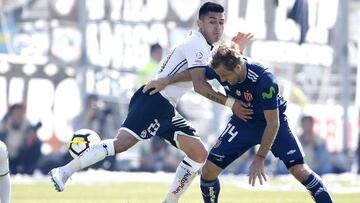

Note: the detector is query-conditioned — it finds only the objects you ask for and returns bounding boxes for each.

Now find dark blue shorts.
[121,86,199,148]
[208,117,304,169]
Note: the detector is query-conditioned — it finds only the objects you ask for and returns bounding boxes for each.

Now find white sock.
[0,173,11,203]
[61,139,115,176]
[164,156,204,203]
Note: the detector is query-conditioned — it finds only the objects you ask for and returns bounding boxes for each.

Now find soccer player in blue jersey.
[199,42,333,203]
[49,2,252,203]
[145,41,334,203]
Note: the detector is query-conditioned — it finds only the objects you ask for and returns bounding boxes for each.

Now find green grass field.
[12,180,360,203]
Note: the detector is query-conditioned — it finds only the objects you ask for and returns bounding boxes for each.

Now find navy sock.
[302,173,333,203]
[200,177,220,203]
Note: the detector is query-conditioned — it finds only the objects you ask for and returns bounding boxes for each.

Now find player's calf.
[200,161,223,203]
[289,164,333,203]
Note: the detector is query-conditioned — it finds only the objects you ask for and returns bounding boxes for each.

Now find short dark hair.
[198,2,224,19]
[210,42,242,71]
[301,115,314,124]
[150,43,162,53]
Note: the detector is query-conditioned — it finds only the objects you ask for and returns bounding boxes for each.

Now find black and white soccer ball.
[68,129,101,158]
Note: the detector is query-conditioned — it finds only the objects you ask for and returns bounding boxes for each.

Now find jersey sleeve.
[258,72,279,110]
[182,41,209,69]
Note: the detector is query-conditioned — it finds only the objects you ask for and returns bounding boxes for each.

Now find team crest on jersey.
[236,90,241,96]
[140,130,147,138]
[195,52,203,59]
[244,91,253,102]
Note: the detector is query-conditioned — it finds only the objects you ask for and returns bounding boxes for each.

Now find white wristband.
[225,97,235,108]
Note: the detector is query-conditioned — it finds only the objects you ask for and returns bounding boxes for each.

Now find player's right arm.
[143,70,191,95]
[189,67,252,121]
[144,67,252,121]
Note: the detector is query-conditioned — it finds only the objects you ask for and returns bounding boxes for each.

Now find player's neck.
[238,61,247,83]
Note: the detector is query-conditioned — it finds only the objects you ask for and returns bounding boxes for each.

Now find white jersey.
[157,31,213,105]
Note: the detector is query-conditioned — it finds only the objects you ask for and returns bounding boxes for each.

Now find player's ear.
[197,19,203,28]
[235,64,242,72]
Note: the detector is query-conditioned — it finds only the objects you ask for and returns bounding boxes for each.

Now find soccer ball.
[68,129,101,158]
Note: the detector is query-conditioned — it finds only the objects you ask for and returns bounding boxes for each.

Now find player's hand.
[232,32,254,53]
[248,155,267,187]
[142,78,169,95]
[232,101,253,122]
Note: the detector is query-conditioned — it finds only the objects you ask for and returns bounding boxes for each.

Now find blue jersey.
[206,57,287,128]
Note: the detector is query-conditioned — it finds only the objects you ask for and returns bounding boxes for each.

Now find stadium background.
[0,0,359,176]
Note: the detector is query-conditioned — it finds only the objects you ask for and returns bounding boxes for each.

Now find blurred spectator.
[357,134,360,174]
[138,43,163,86]
[0,103,42,175]
[299,115,333,175]
[72,94,117,170]
[139,136,180,172]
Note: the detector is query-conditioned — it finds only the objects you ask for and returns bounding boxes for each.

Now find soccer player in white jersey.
[0,141,11,203]
[49,2,252,202]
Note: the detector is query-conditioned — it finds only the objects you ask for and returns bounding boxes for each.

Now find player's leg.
[201,118,256,203]
[162,133,208,203]
[49,86,153,192]
[49,130,138,191]
[288,164,333,203]
[271,121,333,203]
[200,160,223,203]
[0,141,11,203]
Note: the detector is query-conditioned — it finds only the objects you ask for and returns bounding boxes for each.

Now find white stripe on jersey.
[172,116,189,128]
[247,69,258,82]
[168,59,187,76]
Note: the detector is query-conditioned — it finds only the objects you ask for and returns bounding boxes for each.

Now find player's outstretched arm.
[189,67,252,121]
[232,32,253,54]
[248,108,279,186]
[143,70,192,95]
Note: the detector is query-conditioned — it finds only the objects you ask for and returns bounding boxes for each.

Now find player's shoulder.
[244,57,273,81]
[181,31,208,50]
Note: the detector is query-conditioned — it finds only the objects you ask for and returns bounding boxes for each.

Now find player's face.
[198,12,225,44]
[215,64,242,85]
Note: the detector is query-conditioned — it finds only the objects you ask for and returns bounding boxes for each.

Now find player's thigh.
[121,86,174,141]
[201,160,224,180]
[208,119,258,170]
[113,129,139,153]
[271,121,305,169]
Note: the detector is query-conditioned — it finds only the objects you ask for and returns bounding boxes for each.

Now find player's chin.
[211,35,221,43]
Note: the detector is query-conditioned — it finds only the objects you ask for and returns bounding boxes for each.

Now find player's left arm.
[257,73,280,157]
[248,72,280,186]
[257,108,280,158]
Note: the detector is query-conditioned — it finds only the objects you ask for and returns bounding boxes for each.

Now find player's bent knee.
[288,164,311,182]
[190,143,208,163]
[201,161,221,180]
[178,136,208,163]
